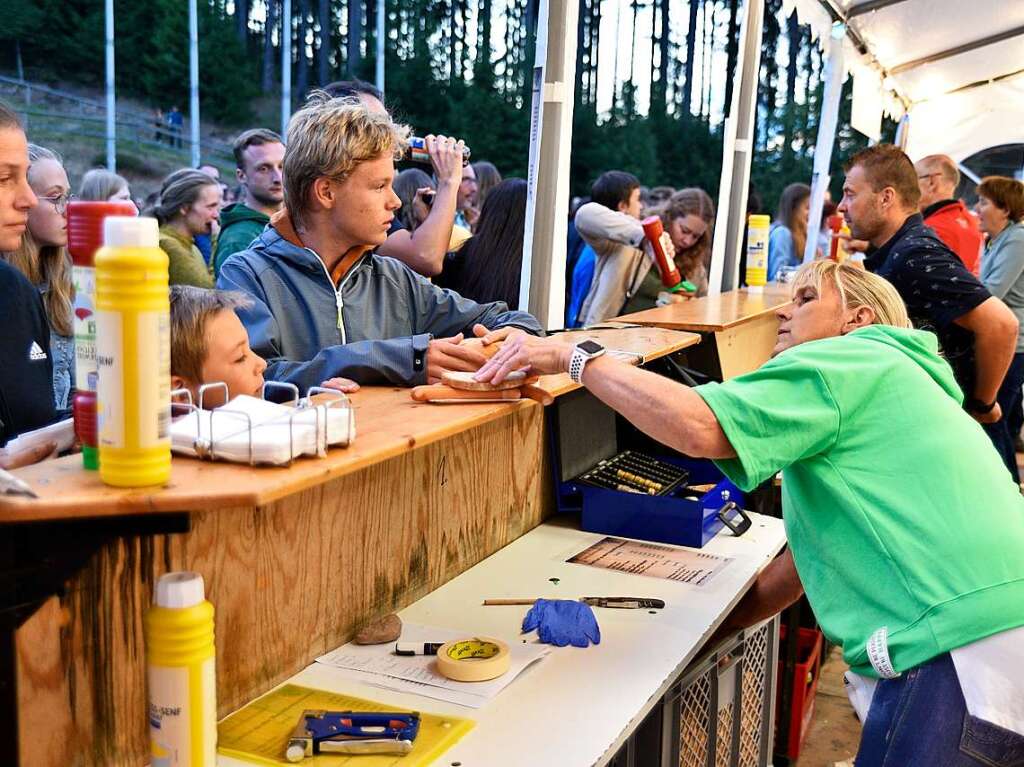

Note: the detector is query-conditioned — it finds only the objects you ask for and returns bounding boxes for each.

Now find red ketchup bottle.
[642,215,693,292]
[73,387,99,470]
[642,215,681,287]
[827,213,844,262]
[67,200,137,470]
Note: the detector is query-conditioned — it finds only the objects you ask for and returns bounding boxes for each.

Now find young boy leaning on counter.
[475,260,1024,766]
[168,285,359,409]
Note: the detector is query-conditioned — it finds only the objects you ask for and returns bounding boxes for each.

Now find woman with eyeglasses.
[1,143,75,412]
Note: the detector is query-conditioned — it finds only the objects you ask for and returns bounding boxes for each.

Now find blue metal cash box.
[549,388,750,548]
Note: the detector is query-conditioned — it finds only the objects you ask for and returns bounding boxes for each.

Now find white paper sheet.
[0,417,75,458]
[567,536,734,587]
[315,623,550,709]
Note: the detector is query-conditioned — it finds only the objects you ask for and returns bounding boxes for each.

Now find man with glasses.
[916,154,983,275]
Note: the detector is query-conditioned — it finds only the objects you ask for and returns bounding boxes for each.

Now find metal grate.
[739,622,771,766]
[716,704,735,767]
[678,668,713,767]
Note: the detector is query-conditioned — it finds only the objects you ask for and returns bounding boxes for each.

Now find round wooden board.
[442,370,526,391]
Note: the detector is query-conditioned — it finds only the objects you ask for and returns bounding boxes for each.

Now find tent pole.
[105,0,116,172]
[519,0,579,328]
[803,23,846,264]
[189,0,200,168]
[375,0,385,93]
[707,0,764,294]
[281,0,292,136]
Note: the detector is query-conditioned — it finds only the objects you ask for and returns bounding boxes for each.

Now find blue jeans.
[856,652,1024,766]
[981,351,1024,483]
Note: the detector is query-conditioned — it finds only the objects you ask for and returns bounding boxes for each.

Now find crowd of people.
[2,82,1023,476]
[3,70,1024,765]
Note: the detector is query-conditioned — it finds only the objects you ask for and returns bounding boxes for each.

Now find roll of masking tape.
[435,637,511,682]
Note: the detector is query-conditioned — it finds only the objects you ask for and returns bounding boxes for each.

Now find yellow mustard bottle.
[145,572,218,767]
[745,214,771,291]
[95,217,171,487]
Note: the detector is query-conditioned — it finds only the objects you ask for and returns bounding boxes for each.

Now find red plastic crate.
[775,626,823,761]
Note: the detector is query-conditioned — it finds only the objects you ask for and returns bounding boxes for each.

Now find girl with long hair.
[621,187,715,313]
[768,183,812,281]
[1,144,75,410]
[450,178,527,308]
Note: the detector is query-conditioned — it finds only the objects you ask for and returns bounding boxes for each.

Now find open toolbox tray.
[549,388,751,548]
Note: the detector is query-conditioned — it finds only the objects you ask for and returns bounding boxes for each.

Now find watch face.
[578,340,604,354]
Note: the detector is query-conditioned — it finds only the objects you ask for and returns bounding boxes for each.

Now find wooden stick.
[482,599,539,606]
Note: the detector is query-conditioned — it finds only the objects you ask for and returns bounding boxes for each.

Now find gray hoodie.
[217,219,543,390]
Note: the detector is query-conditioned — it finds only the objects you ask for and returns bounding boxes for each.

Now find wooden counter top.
[0,326,698,523]
[614,285,793,332]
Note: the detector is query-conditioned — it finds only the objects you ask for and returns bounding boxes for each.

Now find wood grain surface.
[0,327,697,523]
[613,286,792,332]
[18,405,549,767]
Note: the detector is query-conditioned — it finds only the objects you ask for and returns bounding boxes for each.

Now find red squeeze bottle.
[73,389,99,470]
[642,215,682,288]
[67,200,137,470]
[828,213,844,262]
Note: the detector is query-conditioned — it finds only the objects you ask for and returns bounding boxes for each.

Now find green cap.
[82,445,99,471]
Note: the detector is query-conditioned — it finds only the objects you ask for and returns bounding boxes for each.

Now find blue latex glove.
[521,598,601,647]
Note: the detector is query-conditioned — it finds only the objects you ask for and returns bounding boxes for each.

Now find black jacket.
[0,261,57,446]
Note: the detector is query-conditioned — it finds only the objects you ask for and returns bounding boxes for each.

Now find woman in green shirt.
[151,168,220,287]
[477,260,1024,765]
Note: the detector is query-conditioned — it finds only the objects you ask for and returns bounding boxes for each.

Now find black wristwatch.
[965,397,997,415]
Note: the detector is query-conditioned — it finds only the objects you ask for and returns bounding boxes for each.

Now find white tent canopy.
[786,0,1024,162]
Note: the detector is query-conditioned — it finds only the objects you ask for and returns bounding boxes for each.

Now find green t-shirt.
[696,324,1024,677]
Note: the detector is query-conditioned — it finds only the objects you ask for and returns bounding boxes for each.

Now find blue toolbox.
[549,388,750,548]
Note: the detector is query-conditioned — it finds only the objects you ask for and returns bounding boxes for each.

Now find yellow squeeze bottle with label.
[745,214,771,291]
[145,572,218,767]
[95,217,171,487]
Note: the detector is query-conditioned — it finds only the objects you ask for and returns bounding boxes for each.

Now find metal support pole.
[519,0,579,328]
[281,0,292,136]
[894,113,910,151]
[376,0,385,93]
[104,0,116,171]
[189,0,201,168]
[707,0,765,294]
[803,23,846,264]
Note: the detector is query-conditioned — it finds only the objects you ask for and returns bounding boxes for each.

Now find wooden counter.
[3,326,698,767]
[615,286,793,379]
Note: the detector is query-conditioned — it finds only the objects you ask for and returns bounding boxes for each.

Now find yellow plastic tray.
[218,684,474,766]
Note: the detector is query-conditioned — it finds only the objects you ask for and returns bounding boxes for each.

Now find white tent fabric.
[787,0,1024,161]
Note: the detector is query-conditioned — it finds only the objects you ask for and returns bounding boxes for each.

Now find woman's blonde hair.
[792,260,911,329]
[80,168,130,202]
[1,144,74,336]
[284,92,410,228]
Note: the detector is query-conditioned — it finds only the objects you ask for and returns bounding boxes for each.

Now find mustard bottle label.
[96,310,171,449]
[746,233,768,286]
[97,310,124,448]
[148,658,217,767]
[147,311,171,446]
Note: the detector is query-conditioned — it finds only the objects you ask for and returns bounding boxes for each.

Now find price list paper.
[567,536,733,587]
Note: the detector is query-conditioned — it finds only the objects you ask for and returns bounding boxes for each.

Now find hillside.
[0,73,281,202]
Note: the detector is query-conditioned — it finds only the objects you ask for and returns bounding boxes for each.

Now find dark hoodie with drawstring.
[213,202,271,277]
[217,209,543,391]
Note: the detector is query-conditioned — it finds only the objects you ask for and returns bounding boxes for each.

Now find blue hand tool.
[285,710,421,761]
